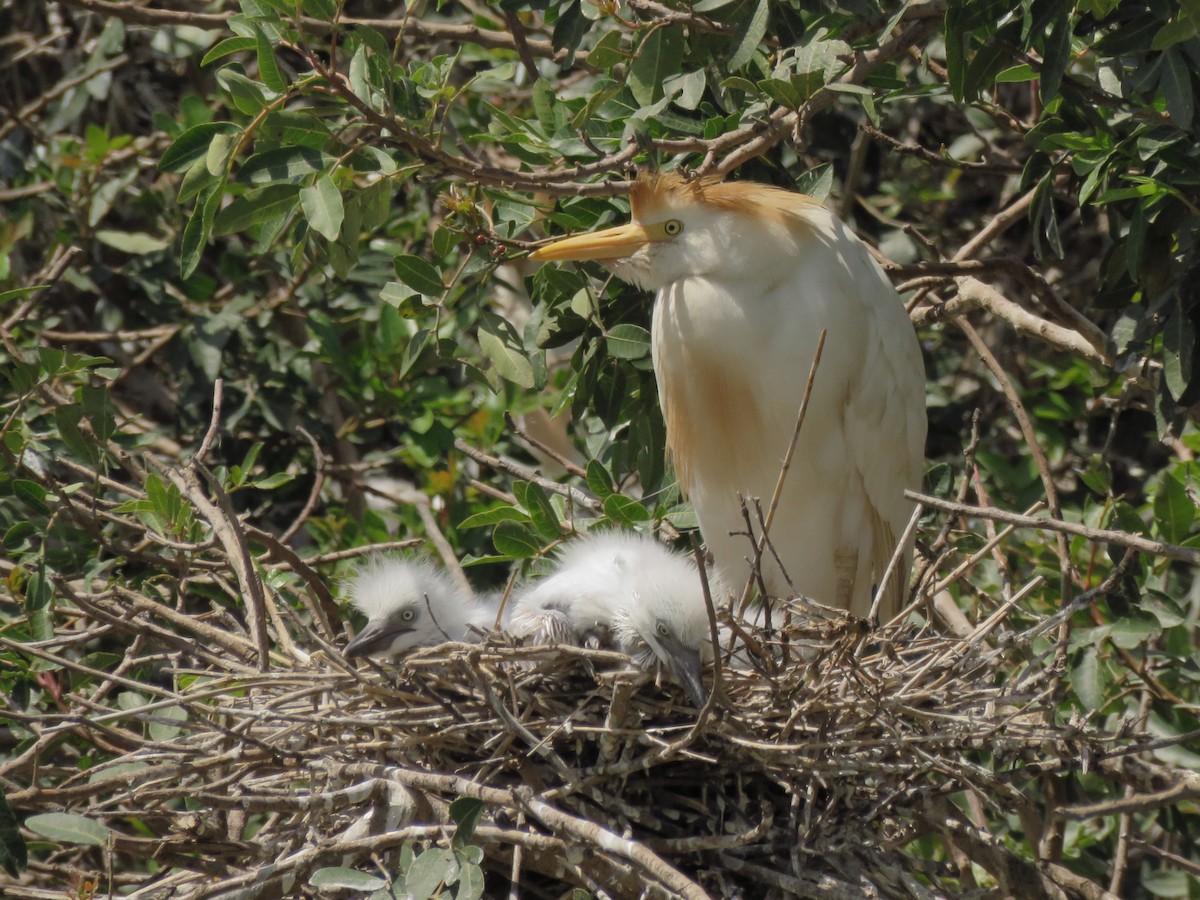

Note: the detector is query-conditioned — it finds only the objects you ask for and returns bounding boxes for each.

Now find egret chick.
[531,172,927,619]
[510,531,723,705]
[343,557,496,659]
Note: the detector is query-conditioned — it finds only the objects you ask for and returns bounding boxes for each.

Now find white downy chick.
[343,557,497,659]
[510,531,725,705]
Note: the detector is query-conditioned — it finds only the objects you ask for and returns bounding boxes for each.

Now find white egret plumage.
[343,557,497,659]
[509,531,724,705]
[531,172,927,619]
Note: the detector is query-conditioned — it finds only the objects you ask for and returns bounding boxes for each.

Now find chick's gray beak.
[344,619,408,659]
[659,639,707,707]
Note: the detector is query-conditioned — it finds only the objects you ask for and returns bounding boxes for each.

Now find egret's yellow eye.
[663,219,683,236]
[401,608,416,621]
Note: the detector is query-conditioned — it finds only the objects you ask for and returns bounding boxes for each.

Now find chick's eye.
[656,622,670,638]
[663,219,682,236]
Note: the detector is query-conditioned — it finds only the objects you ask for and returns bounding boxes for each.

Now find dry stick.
[932,501,1045,594]
[337,763,710,899]
[147,457,272,672]
[454,437,602,513]
[912,276,1109,365]
[866,502,923,624]
[1129,839,1200,879]
[951,185,1038,263]
[959,319,1075,597]
[504,411,587,478]
[662,538,724,748]
[195,378,223,465]
[906,490,1200,566]
[738,329,827,611]
[245,524,338,641]
[278,425,325,545]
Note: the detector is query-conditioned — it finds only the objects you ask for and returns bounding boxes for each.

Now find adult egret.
[509,530,724,705]
[530,172,926,619]
[343,557,497,658]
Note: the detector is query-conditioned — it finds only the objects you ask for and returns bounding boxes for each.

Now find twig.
[195,378,223,466]
[454,437,602,513]
[906,490,1200,566]
[959,318,1075,597]
[504,412,587,479]
[278,426,325,545]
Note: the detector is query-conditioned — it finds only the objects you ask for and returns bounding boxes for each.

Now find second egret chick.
[510,531,724,705]
[344,557,497,659]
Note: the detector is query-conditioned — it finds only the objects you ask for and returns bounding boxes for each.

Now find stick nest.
[5,576,1163,900]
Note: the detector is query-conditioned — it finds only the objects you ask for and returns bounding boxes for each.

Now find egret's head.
[613,575,714,707]
[530,171,823,291]
[344,557,477,659]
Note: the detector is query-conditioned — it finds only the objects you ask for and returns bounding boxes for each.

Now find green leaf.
[217,68,272,114]
[514,481,562,540]
[995,63,1036,83]
[532,78,556,134]
[1038,12,1071,101]
[478,310,534,389]
[54,405,99,466]
[180,183,224,279]
[94,230,170,254]
[159,122,238,173]
[214,184,300,235]
[25,813,113,847]
[492,521,542,558]
[1161,48,1195,129]
[239,146,334,185]
[605,323,650,360]
[551,0,590,60]
[1154,471,1194,543]
[629,26,685,106]
[727,0,768,72]
[587,31,626,69]
[309,867,388,889]
[148,704,188,742]
[393,254,446,296]
[1163,298,1195,402]
[300,173,344,241]
[3,522,37,552]
[0,792,27,877]
[603,494,651,526]
[13,479,49,514]
[1109,614,1160,650]
[455,863,485,900]
[254,25,286,93]
[585,459,615,499]
[201,35,257,66]
[1071,647,1106,711]
[1029,173,1062,260]
[406,848,453,900]
[458,506,531,529]
[450,797,484,847]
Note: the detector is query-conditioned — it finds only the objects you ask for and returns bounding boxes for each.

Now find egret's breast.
[652,279,773,497]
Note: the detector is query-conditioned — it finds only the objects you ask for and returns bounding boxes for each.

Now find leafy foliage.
[1,0,1199,896]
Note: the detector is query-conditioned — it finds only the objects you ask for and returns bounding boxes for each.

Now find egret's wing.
[841,251,927,619]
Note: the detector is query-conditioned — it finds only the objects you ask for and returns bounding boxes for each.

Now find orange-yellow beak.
[529,223,652,262]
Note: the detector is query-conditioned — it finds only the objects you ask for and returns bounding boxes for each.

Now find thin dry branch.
[907,490,1200,566]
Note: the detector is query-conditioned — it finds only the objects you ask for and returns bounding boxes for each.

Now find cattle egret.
[343,557,497,658]
[530,172,926,618]
[510,531,723,705]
